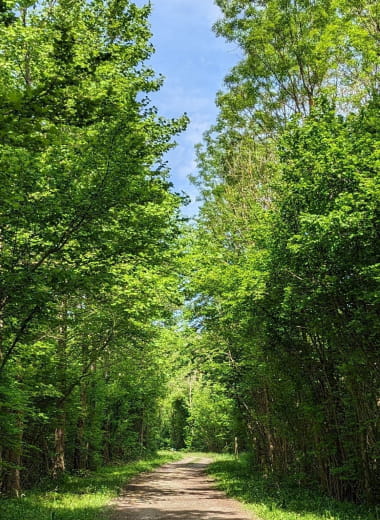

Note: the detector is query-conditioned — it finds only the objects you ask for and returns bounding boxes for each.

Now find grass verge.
[0,450,183,520]
[208,454,378,520]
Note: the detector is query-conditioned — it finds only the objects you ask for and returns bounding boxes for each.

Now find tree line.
[181,0,379,505]
[0,0,378,508]
[0,0,186,497]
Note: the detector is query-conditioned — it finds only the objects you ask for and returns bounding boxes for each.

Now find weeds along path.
[109,456,258,520]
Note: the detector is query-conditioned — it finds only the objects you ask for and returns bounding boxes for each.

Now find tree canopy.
[0,0,378,508]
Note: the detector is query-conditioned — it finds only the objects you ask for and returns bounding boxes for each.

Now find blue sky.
[134,0,239,216]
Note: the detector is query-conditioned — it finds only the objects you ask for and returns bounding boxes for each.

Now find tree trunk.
[3,450,21,497]
[52,411,66,478]
[2,414,23,497]
[74,382,88,470]
[139,412,145,455]
[52,298,68,478]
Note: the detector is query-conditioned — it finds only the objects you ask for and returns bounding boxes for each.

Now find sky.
[134,0,239,217]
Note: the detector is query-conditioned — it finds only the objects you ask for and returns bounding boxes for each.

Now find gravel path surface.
[109,456,257,520]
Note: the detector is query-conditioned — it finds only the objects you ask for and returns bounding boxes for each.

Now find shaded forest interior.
[0,0,379,510]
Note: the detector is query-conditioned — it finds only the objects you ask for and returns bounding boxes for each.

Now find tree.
[0,0,186,495]
[187,0,379,505]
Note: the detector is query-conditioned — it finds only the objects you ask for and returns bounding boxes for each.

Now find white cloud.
[132,0,235,216]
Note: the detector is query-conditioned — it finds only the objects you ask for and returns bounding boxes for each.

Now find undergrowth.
[208,454,379,520]
[0,450,182,520]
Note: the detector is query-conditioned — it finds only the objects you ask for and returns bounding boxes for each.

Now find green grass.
[208,454,379,520]
[3,451,377,520]
[0,450,183,520]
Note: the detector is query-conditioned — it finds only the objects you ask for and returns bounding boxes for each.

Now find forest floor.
[109,455,256,520]
[208,455,378,520]
[1,453,377,520]
[0,452,183,520]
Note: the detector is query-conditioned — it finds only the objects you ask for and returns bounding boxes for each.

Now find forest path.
[109,456,258,520]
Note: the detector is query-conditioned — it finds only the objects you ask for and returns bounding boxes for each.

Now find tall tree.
[187,0,380,505]
[0,0,186,495]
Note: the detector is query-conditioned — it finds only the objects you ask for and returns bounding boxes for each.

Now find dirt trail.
[109,456,257,520]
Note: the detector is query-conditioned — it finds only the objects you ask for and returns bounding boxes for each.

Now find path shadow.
[110,506,247,520]
[121,483,223,501]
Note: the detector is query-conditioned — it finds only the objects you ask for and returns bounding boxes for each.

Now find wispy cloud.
[134,0,237,216]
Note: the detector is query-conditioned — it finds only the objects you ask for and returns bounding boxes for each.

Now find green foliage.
[0,0,186,496]
[0,451,182,520]
[170,397,189,450]
[187,0,380,506]
[0,0,378,509]
[185,381,236,452]
[189,99,380,502]
[212,0,379,134]
[209,454,379,520]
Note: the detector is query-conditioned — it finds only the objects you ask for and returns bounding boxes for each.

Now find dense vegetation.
[209,455,378,520]
[0,451,182,520]
[0,0,186,498]
[174,0,380,506]
[0,0,379,514]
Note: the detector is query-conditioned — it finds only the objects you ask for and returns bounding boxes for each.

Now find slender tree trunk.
[52,410,66,478]
[139,411,145,455]
[3,450,21,497]
[3,414,23,497]
[74,344,88,471]
[103,419,111,464]
[52,298,68,478]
